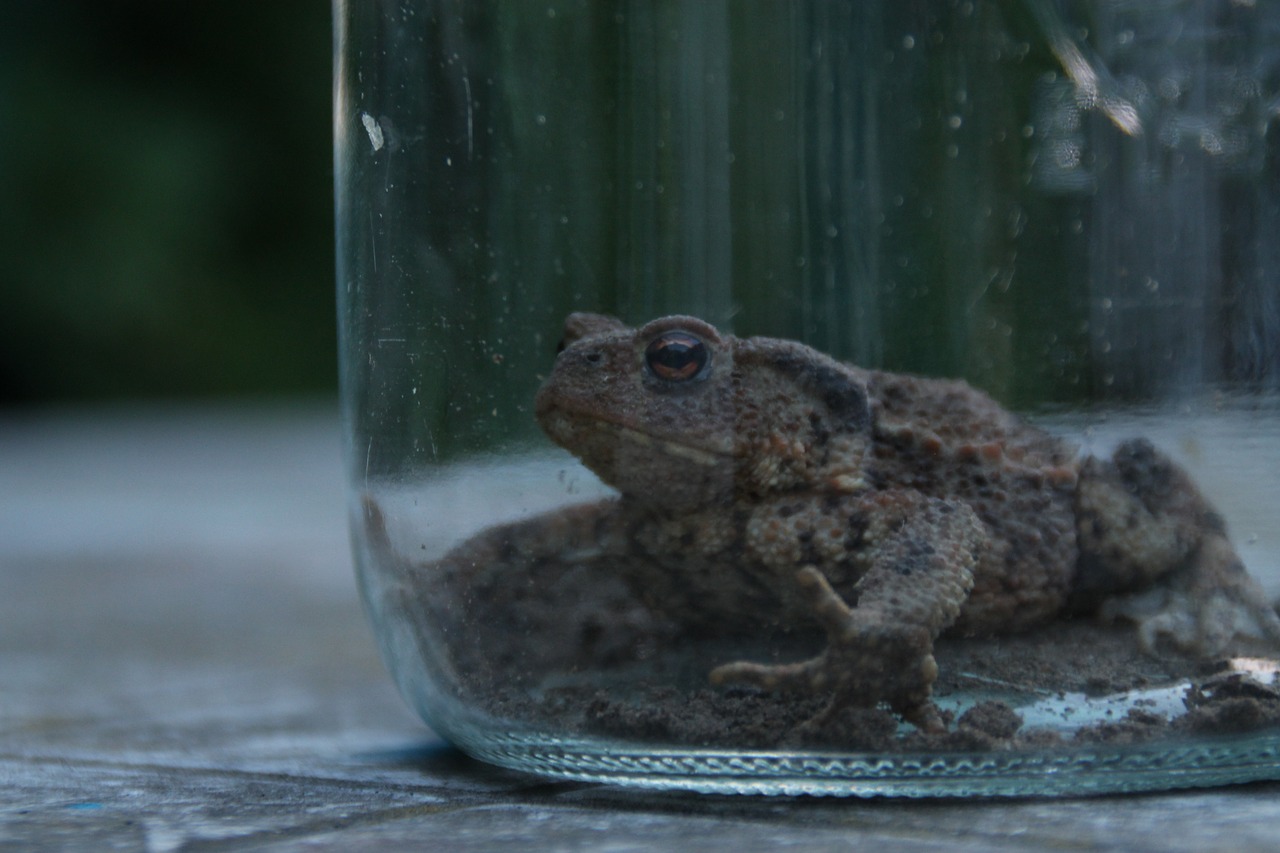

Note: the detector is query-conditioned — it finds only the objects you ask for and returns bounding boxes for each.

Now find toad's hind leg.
[1075,438,1280,656]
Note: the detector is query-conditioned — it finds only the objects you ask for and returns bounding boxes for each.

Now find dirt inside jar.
[369,496,1280,754]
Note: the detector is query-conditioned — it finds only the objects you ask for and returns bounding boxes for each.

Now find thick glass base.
[454,730,1280,798]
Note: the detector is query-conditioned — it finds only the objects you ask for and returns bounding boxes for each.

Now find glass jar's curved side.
[334,0,480,743]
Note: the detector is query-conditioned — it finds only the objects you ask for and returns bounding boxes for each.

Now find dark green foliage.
[0,2,335,401]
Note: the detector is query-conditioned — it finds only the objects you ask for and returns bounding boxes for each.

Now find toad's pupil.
[646,333,708,381]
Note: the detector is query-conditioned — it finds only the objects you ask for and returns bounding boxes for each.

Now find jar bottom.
[448,727,1280,797]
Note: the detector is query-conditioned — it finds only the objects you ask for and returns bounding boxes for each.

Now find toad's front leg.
[711,491,984,731]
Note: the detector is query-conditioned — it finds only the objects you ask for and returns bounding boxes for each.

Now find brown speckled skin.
[480,314,1280,728]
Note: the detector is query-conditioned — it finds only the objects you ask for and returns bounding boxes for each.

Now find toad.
[446,313,1280,731]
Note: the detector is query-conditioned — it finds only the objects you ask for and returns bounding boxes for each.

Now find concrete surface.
[4,402,1280,851]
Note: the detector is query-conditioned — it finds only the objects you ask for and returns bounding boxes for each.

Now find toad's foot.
[1100,535,1280,657]
[710,566,946,732]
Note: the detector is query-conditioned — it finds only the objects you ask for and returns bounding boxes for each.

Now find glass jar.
[334,0,1280,796]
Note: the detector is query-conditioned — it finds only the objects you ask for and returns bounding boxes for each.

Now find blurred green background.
[0,2,334,403]
[6,1,1278,412]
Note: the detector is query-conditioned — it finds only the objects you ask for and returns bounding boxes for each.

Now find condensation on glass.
[334,0,1280,796]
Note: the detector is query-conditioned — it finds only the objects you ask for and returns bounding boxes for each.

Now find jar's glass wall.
[336,0,1280,796]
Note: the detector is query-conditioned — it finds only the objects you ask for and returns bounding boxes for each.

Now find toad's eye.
[644,331,709,382]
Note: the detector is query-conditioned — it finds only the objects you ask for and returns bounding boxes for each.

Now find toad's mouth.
[611,422,728,467]
[541,409,732,469]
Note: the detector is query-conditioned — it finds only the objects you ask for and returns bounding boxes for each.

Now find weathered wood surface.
[3,404,1280,851]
